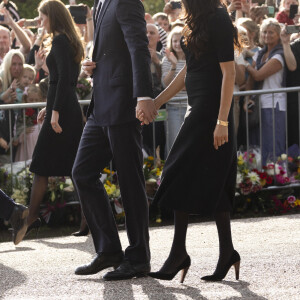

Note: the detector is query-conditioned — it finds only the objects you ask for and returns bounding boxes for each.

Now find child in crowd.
[14,84,43,162]
[16,64,36,103]
[276,0,299,25]
[153,12,170,33]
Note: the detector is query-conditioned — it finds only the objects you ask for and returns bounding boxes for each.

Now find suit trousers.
[72,114,150,264]
[0,189,15,220]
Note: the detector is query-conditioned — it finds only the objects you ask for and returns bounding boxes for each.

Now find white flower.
[236,173,243,186]
[248,172,260,184]
[281,154,287,160]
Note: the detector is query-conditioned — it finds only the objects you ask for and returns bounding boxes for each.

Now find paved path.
[0,215,300,300]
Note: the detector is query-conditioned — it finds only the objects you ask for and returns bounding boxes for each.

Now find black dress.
[154,8,237,216]
[30,34,83,176]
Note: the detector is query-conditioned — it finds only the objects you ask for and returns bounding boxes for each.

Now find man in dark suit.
[72,0,156,281]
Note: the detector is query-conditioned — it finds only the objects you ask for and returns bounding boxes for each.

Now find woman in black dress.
[22,0,84,237]
[138,0,240,282]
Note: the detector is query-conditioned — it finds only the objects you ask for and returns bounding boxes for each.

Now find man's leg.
[107,121,150,264]
[72,115,122,254]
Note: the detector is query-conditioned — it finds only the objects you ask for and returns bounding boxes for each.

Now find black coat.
[87,0,153,126]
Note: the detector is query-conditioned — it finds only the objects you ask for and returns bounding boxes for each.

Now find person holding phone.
[276,0,299,25]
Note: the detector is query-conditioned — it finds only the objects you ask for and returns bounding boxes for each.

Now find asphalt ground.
[0,214,299,300]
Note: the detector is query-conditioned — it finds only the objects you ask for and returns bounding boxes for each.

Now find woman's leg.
[214,211,234,273]
[156,210,189,273]
[27,174,48,226]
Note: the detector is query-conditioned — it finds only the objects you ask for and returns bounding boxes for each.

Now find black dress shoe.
[75,251,124,275]
[103,259,151,281]
[9,204,29,245]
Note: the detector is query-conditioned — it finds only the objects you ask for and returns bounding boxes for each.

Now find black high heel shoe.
[25,218,42,237]
[148,255,191,283]
[72,225,89,236]
[201,250,241,282]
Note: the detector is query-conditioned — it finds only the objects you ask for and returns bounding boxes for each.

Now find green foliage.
[14,0,94,19]
[143,0,165,15]
[14,0,164,19]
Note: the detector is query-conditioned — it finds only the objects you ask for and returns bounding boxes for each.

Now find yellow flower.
[294,200,300,206]
[148,156,154,161]
[156,218,162,223]
[106,180,112,187]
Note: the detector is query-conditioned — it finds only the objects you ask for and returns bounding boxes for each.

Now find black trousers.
[0,189,15,220]
[72,114,150,264]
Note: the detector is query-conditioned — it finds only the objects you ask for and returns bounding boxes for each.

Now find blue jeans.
[261,104,286,166]
[166,103,187,154]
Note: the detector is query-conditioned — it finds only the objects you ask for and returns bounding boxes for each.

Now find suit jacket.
[87,0,153,126]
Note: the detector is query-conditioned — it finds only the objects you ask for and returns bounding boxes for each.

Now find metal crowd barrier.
[1,87,300,187]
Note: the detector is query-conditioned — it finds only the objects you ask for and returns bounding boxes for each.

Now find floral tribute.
[76,78,92,99]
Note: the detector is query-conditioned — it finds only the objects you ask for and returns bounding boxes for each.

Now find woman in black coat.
[22,0,84,239]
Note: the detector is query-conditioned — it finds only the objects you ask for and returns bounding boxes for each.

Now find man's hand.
[0,8,13,27]
[82,59,96,76]
[136,100,157,125]
[149,48,160,65]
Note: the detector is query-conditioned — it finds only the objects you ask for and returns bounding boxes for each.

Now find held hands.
[51,110,62,133]
[213,123,228,150]
[82,59,96,76]
[136,100,158,125]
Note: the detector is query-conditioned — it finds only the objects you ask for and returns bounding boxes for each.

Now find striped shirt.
[162,57,187,104]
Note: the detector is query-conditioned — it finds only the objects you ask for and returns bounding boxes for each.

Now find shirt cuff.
[137,97,153,101]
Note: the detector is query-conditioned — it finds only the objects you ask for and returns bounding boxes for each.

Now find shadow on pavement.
[38,236,94,254]
[0,247,35,254]
[0,263,27,299]
[219,280,268,299]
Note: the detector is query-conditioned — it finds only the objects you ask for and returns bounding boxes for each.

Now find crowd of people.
[0,0,300,166]
[1,0,300,285]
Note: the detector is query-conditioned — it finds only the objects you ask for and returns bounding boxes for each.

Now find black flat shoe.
[25,218,42,237]
[148,255,191,283]
[72,225,89,236]
[201,250,241,282]
[75,251,124,275]
[103,259,151,281]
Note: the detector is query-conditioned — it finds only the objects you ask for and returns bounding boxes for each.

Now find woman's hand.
[165,48,178,66]
[35,48,46,70]
[243,97,255,113]
[51,110,62,133]
[37,107,46,124]
[213,124,228,150]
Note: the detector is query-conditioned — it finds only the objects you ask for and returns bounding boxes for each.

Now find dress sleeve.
[51,35,72,112]
[209,11,234,62]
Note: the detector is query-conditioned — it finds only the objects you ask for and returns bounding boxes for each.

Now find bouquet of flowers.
[236,154,263,195]
[24,108,38,127]
[76,78,92,99]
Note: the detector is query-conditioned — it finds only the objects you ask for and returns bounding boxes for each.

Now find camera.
[286,25,300,34]
[0,14,4,22]
[67,5,87,25]
[289,4,298,19]
[170,1,182,10]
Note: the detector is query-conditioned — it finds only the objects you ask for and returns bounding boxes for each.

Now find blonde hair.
[38,0,84,64]
[0,49,24,91]
[238,18,260,46]
[23,64,36,78]
[22,84,42,103]
[259,18,282,45]
[167,26,183,59]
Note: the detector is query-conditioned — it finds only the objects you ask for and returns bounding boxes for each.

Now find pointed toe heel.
[148,255,191,283]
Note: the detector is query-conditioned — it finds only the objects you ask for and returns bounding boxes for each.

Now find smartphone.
[267,6,275,16]
[289,4,298,19]
[248,102,254,109]
[24,19,39,28]
[286,25,300,34]
[68,5,87,24]
[170,1,182,9]
[0,15,4,22]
